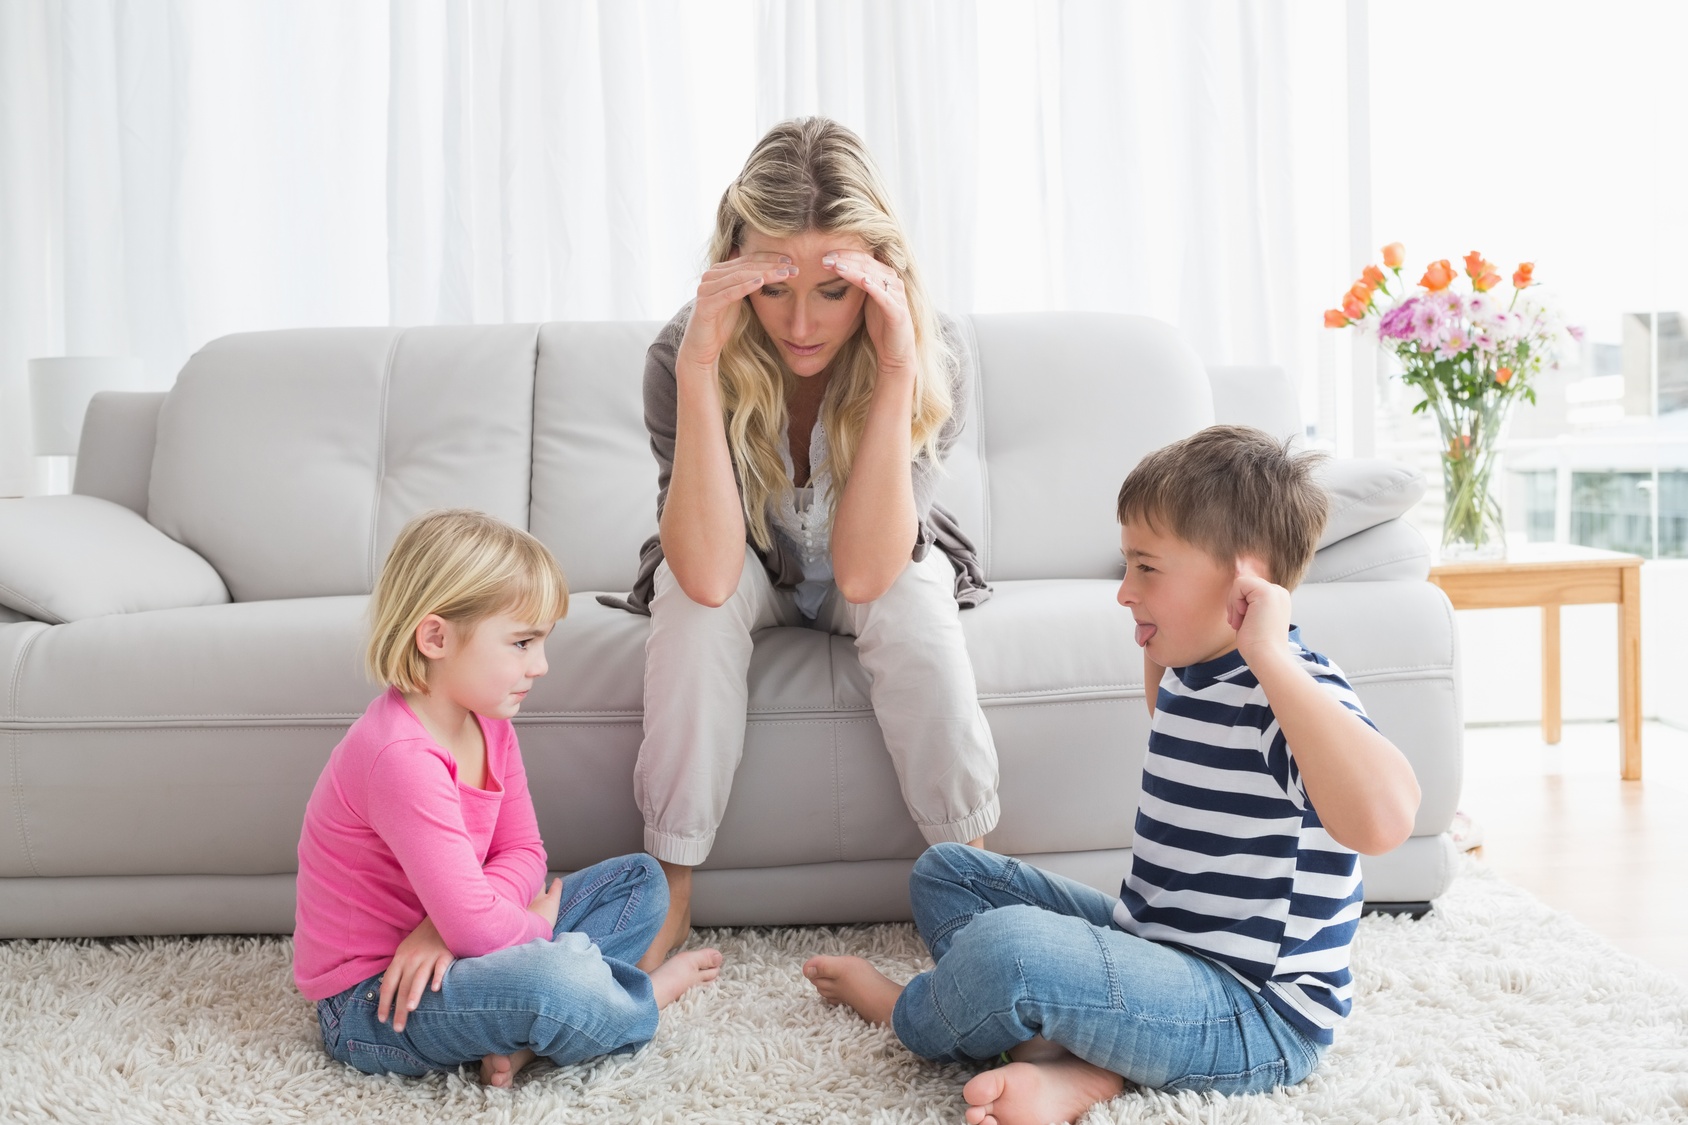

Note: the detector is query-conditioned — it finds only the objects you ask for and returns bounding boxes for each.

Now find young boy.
[803,425,1422,1125]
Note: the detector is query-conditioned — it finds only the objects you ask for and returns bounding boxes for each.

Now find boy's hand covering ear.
[1230,558,1292,662]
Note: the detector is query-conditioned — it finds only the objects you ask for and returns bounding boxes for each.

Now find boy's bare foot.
[479,1047,536,1088]
[967,836,985,848]
[962,1055,1126,1125]
[801,954,904,1026]
[638,861,693,972]
[649,947,723,1008]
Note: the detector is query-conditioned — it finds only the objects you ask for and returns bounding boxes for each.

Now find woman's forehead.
[740,228,869,260]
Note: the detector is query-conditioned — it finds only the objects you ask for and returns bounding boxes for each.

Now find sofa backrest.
[528,321,666,596]
[939,313,1212,580]
[134,312,1214,601]
[148,325,541,602]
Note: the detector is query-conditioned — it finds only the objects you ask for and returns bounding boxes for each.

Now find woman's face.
[740,229,870,378]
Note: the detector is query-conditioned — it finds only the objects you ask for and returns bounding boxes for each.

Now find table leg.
[1619,565,1642,781]
[1541,603,1561,745]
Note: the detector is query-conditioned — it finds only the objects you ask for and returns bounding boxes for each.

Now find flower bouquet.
[1326,244,1581,559]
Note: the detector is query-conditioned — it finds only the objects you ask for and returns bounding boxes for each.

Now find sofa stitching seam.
[9,627,47,876]
[0,582,59,625]
[367,331,403,589]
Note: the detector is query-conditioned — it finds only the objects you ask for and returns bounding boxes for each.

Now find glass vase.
[1429,393,1513,560]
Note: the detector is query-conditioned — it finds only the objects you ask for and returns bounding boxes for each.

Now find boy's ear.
[413,614,450,660]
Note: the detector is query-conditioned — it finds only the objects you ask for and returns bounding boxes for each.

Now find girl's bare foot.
[961,1055,1126,1125]
[480,1047,536,1088]
[649,947,723,1008]
[639,861,693,972]
[801,954,904,1026]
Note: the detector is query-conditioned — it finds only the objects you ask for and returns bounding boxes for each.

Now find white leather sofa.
[0,314,1460,938]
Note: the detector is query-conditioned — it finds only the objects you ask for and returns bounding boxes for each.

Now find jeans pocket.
[344,1039,434,1078]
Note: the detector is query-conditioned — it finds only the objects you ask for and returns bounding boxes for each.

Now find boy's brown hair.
[1116,425,1329,589]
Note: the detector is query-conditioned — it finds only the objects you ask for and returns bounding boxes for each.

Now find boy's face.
[1116,519,1240,668]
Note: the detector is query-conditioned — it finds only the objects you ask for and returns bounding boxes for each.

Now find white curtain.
[1,0,1342,497]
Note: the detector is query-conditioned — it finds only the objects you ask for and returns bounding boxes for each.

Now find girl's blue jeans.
[315,853,666,1077]
[892,843,1326,1095]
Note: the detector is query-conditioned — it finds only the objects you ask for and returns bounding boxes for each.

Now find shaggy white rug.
[3,861,1686,1124]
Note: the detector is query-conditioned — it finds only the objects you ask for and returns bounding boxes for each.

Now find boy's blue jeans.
[315,853,665,1077]
[892,843,1325,1095]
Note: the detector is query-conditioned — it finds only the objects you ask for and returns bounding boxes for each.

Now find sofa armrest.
[0,495,230,624]
[74,390,167,517]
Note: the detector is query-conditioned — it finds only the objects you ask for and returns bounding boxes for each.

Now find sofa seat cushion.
[4,596,375,726]
[0,496,229,625]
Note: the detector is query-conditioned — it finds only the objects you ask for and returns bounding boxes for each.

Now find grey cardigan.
[599,305,990,615]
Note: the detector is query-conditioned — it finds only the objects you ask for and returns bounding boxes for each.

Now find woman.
[610,117,997,961]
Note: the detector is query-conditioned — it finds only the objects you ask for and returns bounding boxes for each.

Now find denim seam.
[560,864,633,933]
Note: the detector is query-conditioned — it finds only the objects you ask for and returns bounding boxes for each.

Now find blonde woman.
[612,118,999,961]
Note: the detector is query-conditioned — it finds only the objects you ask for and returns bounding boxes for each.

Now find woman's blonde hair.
[366,509,569,694]
[708,116,956,550]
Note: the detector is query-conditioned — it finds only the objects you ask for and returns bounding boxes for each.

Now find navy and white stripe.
[1113,627,1370,1045]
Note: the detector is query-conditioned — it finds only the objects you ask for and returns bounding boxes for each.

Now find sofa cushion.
[1315,458,1425,549]
[149,326,539,603]
[0,496,229,624]
[958,313,1213,582]
[1304,519,1431,584]
[530,322,665,595]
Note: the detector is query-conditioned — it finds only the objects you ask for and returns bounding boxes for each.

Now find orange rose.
[1341,293,1368,320]
[1420,259,1456,291]
[1324,309,1350,328]
[1348,281,1374,305]
[1513,262,1535,288]
[1362,265,1387,289]
[1463,251,1492,280]
[1475,270,1502,292]
[1382,242,1406,269]
[1496,367,1514,385]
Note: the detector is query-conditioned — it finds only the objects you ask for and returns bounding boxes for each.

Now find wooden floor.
[1457,719,1688,985]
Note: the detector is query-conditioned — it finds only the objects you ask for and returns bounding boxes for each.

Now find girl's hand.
[677,252,796,371]
[1229,558,1293,666]
[821,249,916,379]
[378,916,453,1033]
[527,877,563,930]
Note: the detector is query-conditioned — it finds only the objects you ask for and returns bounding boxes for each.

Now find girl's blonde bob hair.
[708,116,956,550]
[366,509,569,695]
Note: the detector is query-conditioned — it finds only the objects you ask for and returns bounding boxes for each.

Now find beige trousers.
[637,545,1001,866]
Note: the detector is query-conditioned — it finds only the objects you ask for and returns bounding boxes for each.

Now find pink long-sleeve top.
[292,687,551,1001]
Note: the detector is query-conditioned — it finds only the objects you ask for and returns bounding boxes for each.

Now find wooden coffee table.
[1428,543,1643,780]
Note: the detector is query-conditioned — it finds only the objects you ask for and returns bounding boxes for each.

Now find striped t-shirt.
[1113,627,1370,1044]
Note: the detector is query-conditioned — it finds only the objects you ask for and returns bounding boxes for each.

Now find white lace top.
[771,415,835,619]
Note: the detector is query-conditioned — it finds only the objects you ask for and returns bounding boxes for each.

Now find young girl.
[294,508,721,1087]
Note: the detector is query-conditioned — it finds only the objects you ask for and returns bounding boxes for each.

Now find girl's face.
[740,228,871,378]
[423,611,553,720]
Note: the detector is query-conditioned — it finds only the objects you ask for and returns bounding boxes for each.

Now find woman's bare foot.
[479,1047,536,1088]
[649,947,723,1008]
[801,955,904,1026]
[961,1055,1126,1125]
[638,861,693,972]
